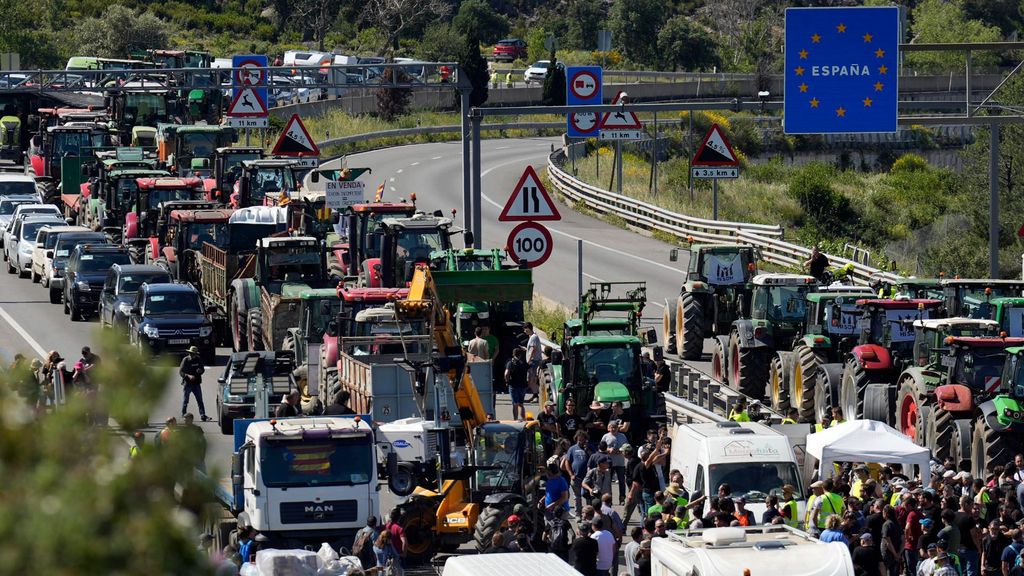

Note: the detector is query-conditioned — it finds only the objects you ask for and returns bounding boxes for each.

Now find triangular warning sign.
[498,165,561,222]
[272,114,320,156]
[600,91,643,130]
[692,124,739,166]
[227,86,268,117]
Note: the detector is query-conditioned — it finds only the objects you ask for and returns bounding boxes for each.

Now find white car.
[0,174,39,198]
[8,216,64,277]
[32,225,86,283]
[523,60,563,85]
[0,196,42,241]
[2,204,62,257]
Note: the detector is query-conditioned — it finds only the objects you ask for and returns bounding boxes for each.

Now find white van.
[283,50,332,69]
[442,553,582,576]
[651,526,854,576]
[671,421,805,524]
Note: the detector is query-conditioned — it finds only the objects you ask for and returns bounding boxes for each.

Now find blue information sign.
[566,65,602,138]
[232,54,269,111]
[784,7,899,134]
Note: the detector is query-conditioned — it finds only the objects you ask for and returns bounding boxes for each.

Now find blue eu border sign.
[784,7,899,134]
[566,65,602,138]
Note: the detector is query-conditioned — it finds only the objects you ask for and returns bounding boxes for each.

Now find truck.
[651,526,854,576]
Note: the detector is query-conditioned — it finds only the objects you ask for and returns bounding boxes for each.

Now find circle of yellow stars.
[794,21,888,118]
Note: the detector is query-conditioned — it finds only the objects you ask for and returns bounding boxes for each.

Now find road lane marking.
[647,301,665,308]
[396,169,403,174]
[411,162,420,166]
[432,156,443,160]
[0,306,48,356]
[495,146,510,150]
[583,272,605,282]
[390,186,396,192]
[389,177,396,182]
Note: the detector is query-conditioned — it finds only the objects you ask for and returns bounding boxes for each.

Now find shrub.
[891,153,929,173]
[787,162,852,232]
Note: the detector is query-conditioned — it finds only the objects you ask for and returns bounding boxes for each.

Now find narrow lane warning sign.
[692,124,739,166]
[498,165,561,222]
[272,114,320,156]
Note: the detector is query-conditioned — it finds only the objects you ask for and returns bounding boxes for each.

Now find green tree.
[376,67,412,121]
[416,23,466,63]
[906,0,1003,73]
[564,0,604,51]
[453,0,510,45]
[362,0,453,55]
[526,27,548,63]
[656,16,719,72]
[70,4,171,59]
[0,0,61,67]
[541,51,566,106]
[459,32,490,108]
[609,0,665,66]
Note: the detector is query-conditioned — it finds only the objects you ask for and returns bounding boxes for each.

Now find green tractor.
[940,279,1024,318]
[971,348,1024,478]
[710,274,817,399]
[893,318,1000,448]
[0,114,22,163]
[664,244,758,360]
[986,297,1024,337]
[280,287,343,413]
[781,291,866,421]
[870,275,942,299]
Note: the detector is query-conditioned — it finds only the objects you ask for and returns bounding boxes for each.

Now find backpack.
[548,518,571,551]
[352,527,376,569]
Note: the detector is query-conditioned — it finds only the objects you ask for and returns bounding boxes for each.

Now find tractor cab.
[124,177,206,244]
[341,201,417,277]
[0,114,22,163]
[347,306,427,356]
[747,274,817,348]
[911,318,1000,370]
[987,297,1024,337]
[376,214,467,288]
[470,421,543,494]
[936,337,1021,399]
[802,292,865,358]
[157,124,237,175]
[941,279,1024,319]
[557,334,646,414]
[855,299,943,355]
[33,123,112,181]
[232,158,301,208]
[209,146,263,203]
[684,244,758,286]
[164,208,233,282]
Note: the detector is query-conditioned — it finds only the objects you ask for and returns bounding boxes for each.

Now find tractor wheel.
[711,336,728,383]
[791,345,825,423]
[324,370,340,404]
[949,418,973,472]
[397,496,438,564]
[30,269,40,283]
[247,308,264,351]
[663,298,677,355]
[729,330,769,399]
[128,244,145,265]
[230,292,248,352]
[473,503,512,553]
[839,360,874,421]
[814,364,844,425]
[767,353,791,412]
[328,260,345,283]
[971,418,1015,480]
[895,376,929,445]
[863,383,892,425]
[930,408,952,462]
[676,293,704,361]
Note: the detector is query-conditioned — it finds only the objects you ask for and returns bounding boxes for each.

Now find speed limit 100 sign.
[506,221,553,268]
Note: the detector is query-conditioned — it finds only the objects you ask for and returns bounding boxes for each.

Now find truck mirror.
[217,376,226,384]
[550,349,563,365]
[669,248,678,262]
[46,250,54,259]
[432,210,443,217]
[231,451,243,481]
[385,451,398,476]
[311,171,319,183]
[646,328,658,345]
[463,230,474,247]
[652,345,663,362]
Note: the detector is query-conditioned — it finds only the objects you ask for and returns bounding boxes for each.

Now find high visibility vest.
[735,511,751,526]
[807,492,844,528]
[781,418,797,424]
[729,409,750,422]
[783,498,799,528]
[129,445,139,458]
[830,419,843,428]
[851,479,865,500]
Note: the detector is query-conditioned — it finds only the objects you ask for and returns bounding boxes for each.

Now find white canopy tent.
[806,419,932,485]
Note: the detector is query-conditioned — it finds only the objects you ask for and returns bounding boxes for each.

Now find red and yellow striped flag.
[374,181,385,202]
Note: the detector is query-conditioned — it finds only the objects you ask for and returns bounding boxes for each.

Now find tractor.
[779,291,865,421]
[986,297,1024,337]
[280,287,343,414]
[122,176,208,263]
[0,114,22,163]
[373,214,470,289]
[940,279,1024,318]
[156,124,237,176]
[568,282,653,342]
[663,244,758,360]
[710,274,817,400]
[230,158,304,208]
[970,348,1024,478]
[893,318,1000,448]
[895,336,1024,470]
[29,122,114,207]
[335,200,417,281]
[156,208,233,285]
[836,299,943,424]
[204,146,264,204]
[870,275,942,299]
[78,152,167,238]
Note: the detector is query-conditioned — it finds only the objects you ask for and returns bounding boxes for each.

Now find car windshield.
[182,221,228,250]
[0,182,35,196]
[119,273,170,293]
[472,424,522,490]
[77,252,130,272]
[0,199,31,215]
[145,291,201,314]
[22,220,61,242]
[147,187,201,206]
[579,344,638,385]
[709,462,802,503]
[532,61,551,69]
[767,286,809,321]
[956,349,1008,392]
[261,436,374,487]
[54,236,105,261]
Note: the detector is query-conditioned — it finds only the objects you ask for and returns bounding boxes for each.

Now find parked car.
[46,230,108,304]
[99,264,172,331]
[2,203,62,251]
[128,282,216,363]
[31,225,89,284]
[63,244,132,321]
[492,39,527,62]
[0,196,40,235]
[7,215,64,276]
[524,60,564,85]
[0,174,39,198]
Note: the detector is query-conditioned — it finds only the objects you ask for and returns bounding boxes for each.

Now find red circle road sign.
[569,70,599,100]
[506,221,554,268]
[569,112,598,134]
[235,60,265,86]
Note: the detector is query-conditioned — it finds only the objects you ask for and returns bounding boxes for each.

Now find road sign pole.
[990,124,1000,277]
[577,239,584,317]
[615,140,622,194]
[461,88,472,233]
[471,115,482,248]
[713,178,719,220]
[652,111,659,197]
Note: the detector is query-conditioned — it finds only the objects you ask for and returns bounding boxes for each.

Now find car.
[2,203,61,251]
[216,351,296,434]
[46,231,108,304]
[492,39,527,62]
[524,60,564,85]
[7,215,64,277]
[31,225,89,284]
[127,282,216,363]
[63,244,132,321]
[0,196,42,243]
[99,264,172,331]
[0,174,39,198]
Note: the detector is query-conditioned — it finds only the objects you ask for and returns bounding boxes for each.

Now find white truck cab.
[671,421,805,523]
[652,526,854,576]
[442,553,583,576]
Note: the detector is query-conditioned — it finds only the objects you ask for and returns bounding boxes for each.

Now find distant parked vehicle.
[524,60,564,85]
[492,39,527,62]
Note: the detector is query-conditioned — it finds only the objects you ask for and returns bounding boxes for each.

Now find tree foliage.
[376,67,412,121]
[656,16,719,72]
[906,0,1003,73]
[541,52,566,106]
[290,0,344,51]
[459,32,490,108]
[71,4,171,59]
[416,23,466,63]
[361,0,452,55]
[564,0,605,51]
[453,0,510,45]
[609,0,665,66]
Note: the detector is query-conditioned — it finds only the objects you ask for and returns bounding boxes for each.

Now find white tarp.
[702,254,744,285]
[806,419,931,485]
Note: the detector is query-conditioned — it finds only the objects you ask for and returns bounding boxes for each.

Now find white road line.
[583,272,605,282]
[390,186,396,192]
[431,156,443,160]
[410,162,420,166]
[647,301,665,308]
[495,146,510,150]
[0,306,47,357]
[396,169,403,174]
[479,159,685,276]
[389,177,396,182]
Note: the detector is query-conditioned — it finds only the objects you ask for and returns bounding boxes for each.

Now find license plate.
[169,339,190,345]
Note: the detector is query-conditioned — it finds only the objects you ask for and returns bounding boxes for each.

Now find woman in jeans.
[373,530,402,576]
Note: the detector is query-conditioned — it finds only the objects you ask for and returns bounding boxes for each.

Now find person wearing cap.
[570,521,598,575]
[179,345,210,421]
[853,532,885,576]
[728,397,750,422]
[602,421,629,505]
[919,543,940,576]
[781,484,800,528]
[807,479,845,537]
[583,455,614,502]
[852,465,870,501]
[734,496,755,526]
[934,551,960,576]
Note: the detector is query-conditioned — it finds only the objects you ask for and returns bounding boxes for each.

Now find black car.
[64,244,132,321]
[47,231,108,304]
[99,264,172,331]
[128,282,216,363]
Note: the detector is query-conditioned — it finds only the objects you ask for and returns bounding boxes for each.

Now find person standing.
[591,517,616,576]
[623,444,644,526]
[955,496,983,576]
[545,463,571,516]
[352,515,380,571]
[545,507,575,560]
[481,325,499,363]
[602,421,629,505]
[623,527,643,576]
[524,322,542,402]
[274,391,301,418]
[181,413,208,471]
[467,327,490,360]
[563,432,590,518]
[179,346,211,421]
[538,401,559,456]
[504,347,529,421]
[570,522,599,576]
[804,245,830,282]
[558,400,583,441]
[653,357,672,393]
[981,520,1008,576]
[583,456,614,502]
[384,508,407,567]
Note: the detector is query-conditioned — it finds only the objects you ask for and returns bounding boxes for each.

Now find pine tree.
[459,31,490,108]
[541,50,566,106]
[376,66,412,121]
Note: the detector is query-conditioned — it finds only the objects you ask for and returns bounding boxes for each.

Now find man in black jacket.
[179,346,210,421]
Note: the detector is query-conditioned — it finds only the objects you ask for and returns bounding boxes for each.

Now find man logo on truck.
[305,505,335,513]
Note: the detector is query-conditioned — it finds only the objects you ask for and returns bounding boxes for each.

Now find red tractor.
[123,176,207,263]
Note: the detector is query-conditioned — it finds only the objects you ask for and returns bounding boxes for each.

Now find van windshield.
[709,462,802,502]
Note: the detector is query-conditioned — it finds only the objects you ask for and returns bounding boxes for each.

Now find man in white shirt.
[591,516,615,576]
[524,322,542,401]
[623,527,642,576]
[602,421,629,505]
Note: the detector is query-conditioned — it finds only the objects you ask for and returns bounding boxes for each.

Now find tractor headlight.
[143,325,160,338]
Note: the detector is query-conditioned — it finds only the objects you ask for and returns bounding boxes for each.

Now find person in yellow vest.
[781,484,800,528]
[490,70,498,89]
[806,479,845,537]
[851,465,870,501]
[830,406,845,427]
[505,70,513,88]
[781,407,799,425]
[129,431,145,458]
[729,397,751,422]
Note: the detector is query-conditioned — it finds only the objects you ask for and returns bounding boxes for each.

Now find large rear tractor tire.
[729,330,769,399]
[711,336,728,383]
[895,376,929,446]
[397,496,438,564]
[949,418,973,472]
[971,418,1015,480]
[676,293,705,361]
[230,292,248,352]
[663,298,678,355]
[930,408,952,462]
[247,308,264,352]
[791,345,825,423]
[473,504,512,553]
[863,383,892,425]
[767,353,791,412]
[839,360,875,421]
[128,244,145,265]
[814,364,843,425]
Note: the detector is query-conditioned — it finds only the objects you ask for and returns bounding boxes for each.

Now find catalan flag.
[285,443,335,475]
[375,181,385,202]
